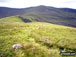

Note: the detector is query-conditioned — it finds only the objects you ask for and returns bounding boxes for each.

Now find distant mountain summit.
[0,5,76,27]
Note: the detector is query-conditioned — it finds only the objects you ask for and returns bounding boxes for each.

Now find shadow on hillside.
[18,16,32,22]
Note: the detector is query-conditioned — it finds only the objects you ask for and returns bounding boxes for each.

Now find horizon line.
[0,5,76,9]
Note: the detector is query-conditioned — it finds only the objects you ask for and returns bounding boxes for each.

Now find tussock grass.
[0,17,76,57]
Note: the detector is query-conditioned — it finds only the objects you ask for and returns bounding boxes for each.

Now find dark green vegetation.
[0,16,76,57]
[0,5,76,27]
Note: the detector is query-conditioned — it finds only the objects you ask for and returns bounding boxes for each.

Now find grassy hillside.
[0,6,76,27]
[0,16,76,57]
[0,16,32,23]
[0,7,24,18]
[21,6,76,27]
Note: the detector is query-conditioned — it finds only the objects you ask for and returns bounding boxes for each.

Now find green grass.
[0,16,24,23]
[0,16,76,57]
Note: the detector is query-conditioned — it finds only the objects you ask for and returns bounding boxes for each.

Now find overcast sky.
[0,0,76,9]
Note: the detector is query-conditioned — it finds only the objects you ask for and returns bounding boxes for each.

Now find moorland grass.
[0,16,76,57]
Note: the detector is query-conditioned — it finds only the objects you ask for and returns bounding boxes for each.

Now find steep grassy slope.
[0,17,76,57]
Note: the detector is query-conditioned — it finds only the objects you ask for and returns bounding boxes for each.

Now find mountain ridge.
[0,5,76,27]
[0,5,76,18]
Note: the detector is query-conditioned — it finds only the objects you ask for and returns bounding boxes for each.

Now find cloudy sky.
[0,0,76,9]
